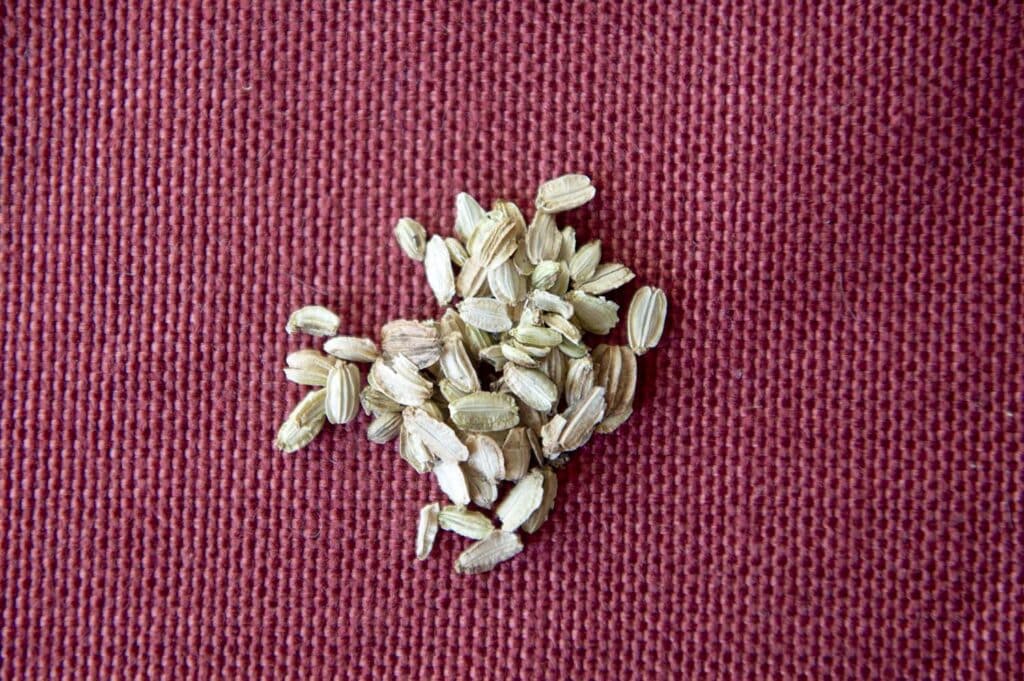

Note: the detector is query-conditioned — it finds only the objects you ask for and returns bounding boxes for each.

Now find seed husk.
[416,502,440,559]
[439,335,480,394]
[325,362,360,424]
[456,255,490,298]
[627,285,668,355]
[469,211,519,269]
[564,356,595,408]
[465,433,506,481]
[487,259,528,305]
[394,218,427,261]
[592,344,637,433]
[438,505,494,539]
[496,469,545,531]
[454,531,523,574]
[360,386,402,416]
[381,320,441,370]
[457,297,512,333]
[529,290,574,318]
[448,391,520,432]
[542,312,582,344]
[536,174,596,214]
[285,305,340,336]
[323,336,380,363]
[424,235,456,306]
[403,407,469,462]
[444,237,470,266]
[283,366,330,387]
[399,426,436,473]
[540,414,567,458]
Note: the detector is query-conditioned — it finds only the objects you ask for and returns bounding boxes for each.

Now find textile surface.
[2,1,1022,678]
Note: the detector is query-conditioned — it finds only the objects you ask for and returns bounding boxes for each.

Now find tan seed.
[448,391,520,432]
[323,336,380,363]
[577,262,635,295]
[566,290,619,335]
[394,218,427,261]
[454,192,486,243]
[367,411,402,443]
[568,240,601,283]
[457,297,512,333]
[454,531,523,574]
[525,210,561,264]
[558,386,606,452]
[521,467,558,534]
[285,305,340,336]
[403,407,469,462]
[415,502,440,560]
[325,362,360,424]
[399,426,436,473]
[381,319,440,369]
[627,285,668,355]
[434,461,471,506]
[536,174,596,214]
[438,505,494,540]
[444,237,470,267]
[503,364,558,412]
[496,469,545,531]
[501,427,532,481]
[424,235,456,306]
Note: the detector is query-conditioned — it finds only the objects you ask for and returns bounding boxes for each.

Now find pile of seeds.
[276,174,668,574]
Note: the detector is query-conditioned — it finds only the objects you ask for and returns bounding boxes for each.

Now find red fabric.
[3,1,1022,678]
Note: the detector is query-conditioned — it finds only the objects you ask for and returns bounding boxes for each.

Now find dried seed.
[501,342,540,368]
[381,320,441,369]
[399,426,436,473]
[460,320,494,362]
[465,466,498,508]
[424,235,456,306]
[454,192,486,243]
[525,210,561,264]
[487,259,528,305]
[465,434,506,481]
[529,290,575,318]
[503,364,558,412]
[434,461,471,506]
[538,346,568,397]
[439,335,481,394]
[565,356,595,408]
[510,325,563,348]
[274,389,328,452]
[557,337,589,359]
[416,502,440,560]
[566,290,619,335]
[536,174,596,214]
[496,469,545,531]
[438,505,494,540]
[394,218,427,261]
[448,391,520,432]
[517,399,547,434]
[492,199,526,233]
[286,348,339,373]
[325,362,360,424]
[403,407,469,462]
[370,355,432,406]
[419,399,445,422]
[444,236,470,267]
[479,344,508,370]
[367,411,402,443]
[512,340,550,359]
[501,428,532,481]
[283,366,330,387]
[627,285,668,355]
[469,211,519,269]
[559,226,576,261]
[593,345,637,433]
[530,260,560,291]
[558,386,606,452]
[521,468,558,534]
[457,297,512,333]
[577,262,636,295]
[542,312,582,344]
[569,240,601,283]
[540,415,567,458]
[454,531,523,574]
[512,240,535,275]
[456,256,489,298]
[323,336,380,363]
[549,262,571,296]
[360,386,401,416]
[285,305,340,336]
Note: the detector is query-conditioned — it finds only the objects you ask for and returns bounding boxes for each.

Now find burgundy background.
[3,1,1022,678]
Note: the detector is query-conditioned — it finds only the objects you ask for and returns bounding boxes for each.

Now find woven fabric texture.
[3,1,1022,678]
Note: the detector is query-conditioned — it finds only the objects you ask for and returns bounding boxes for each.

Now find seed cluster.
[276,174,668,573]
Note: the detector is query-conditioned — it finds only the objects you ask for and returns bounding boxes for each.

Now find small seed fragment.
[438,505,494,539]
[416,502,440,560]
[627,285,668,355]
[286,305,340,336]
[496,469,545,531]
[454,531,523,574]
[394,218,427,261]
